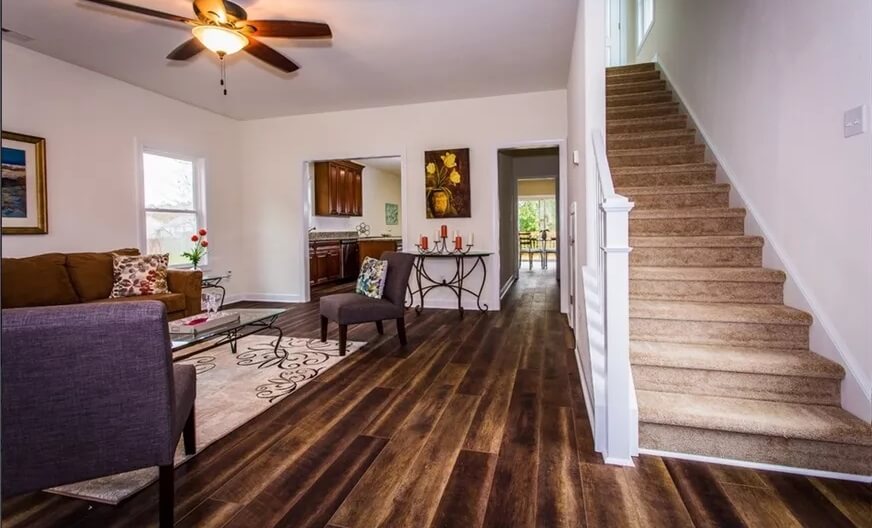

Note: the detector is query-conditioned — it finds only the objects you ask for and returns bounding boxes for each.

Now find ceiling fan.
[81,0,331,76]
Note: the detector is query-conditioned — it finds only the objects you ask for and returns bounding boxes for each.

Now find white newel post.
[601,195,634,465]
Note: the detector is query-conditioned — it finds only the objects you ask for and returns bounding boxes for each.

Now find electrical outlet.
[844,105,867,138]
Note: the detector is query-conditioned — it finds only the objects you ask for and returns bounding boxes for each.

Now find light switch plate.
[844,105,867,138]
[572,149,580,165]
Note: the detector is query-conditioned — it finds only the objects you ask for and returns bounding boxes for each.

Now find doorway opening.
[497,146,561,300]
[303,155,404,301]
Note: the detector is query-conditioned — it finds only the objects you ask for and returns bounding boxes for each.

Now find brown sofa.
[1,249,202,320]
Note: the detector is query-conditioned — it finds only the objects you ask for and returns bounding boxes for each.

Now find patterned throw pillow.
[110,254,170,298]
[356,256,389,299]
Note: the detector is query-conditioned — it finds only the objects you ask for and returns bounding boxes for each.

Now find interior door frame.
[301,152,407,303]
[494,139,569,315]
[606,0,629,66]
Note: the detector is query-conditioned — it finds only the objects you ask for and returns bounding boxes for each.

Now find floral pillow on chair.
[356,256,389,299]
[110,253,170,297]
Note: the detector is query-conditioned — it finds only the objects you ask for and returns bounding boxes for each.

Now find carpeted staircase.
[606,62,871,476]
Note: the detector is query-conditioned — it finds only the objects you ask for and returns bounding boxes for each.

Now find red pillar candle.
[441,224,448,238]
[455,236,463,250]
[420,236,429,250]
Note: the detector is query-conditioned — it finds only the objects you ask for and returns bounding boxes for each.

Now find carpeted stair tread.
[616,183,730,196]
[609,64,867,474]
[607,102,680,119]
[630,299,812,326]
[606,69,662,85]
[606,79,667,96]
[606,91,674,107]
[637,390,872,447]
[631,207,745,220]
[606,62,656,76]
[607,114,688,133]
[630,341,844,379]
[630,266,785,283]
[611,144,706,157]
[630,235,763,248]
[611,162,716,176]
[609,129,695,142]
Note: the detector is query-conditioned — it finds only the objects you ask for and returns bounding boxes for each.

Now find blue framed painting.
[2,131,47,234]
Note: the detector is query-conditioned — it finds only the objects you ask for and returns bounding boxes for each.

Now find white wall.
[1,44,245,295]
[637,0,872,420]
[361,166,402,237]
[309,164,402,236]
[240,90,568,306]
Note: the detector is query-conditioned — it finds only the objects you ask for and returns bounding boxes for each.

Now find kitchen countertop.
[308,232,402,243]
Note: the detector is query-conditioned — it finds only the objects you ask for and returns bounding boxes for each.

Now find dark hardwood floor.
[3,270,870,527]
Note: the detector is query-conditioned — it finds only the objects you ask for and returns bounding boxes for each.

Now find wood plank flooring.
[2,270,869,527]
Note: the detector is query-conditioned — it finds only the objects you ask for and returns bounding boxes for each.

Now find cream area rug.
[47,335,365,505]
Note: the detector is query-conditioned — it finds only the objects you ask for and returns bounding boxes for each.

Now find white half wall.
[1,44,246,295]
[637,0,872,421]
[239,90,568,307]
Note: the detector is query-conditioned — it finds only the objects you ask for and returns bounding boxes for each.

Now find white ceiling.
[2,0,578,120]
[352,157,401,177]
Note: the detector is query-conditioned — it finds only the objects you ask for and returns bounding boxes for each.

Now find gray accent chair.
[1,301,196,528]
[320,251,415,355]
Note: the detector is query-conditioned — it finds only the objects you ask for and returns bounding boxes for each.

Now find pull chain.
[218,52,228,96]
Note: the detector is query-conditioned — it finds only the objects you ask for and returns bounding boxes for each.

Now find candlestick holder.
[415,235,475,255]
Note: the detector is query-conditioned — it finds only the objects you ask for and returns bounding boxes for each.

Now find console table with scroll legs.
[405,252,493,319]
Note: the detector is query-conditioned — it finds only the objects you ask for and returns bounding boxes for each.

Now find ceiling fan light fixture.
[192,25,248,55]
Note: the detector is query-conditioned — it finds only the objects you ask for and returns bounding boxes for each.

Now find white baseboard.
[604,456,636,467]
[655,59,872,423]
[500,276,517,299]
[639,448,872,484]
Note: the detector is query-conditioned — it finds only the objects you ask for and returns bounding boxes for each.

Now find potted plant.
[182,228,209,269]
[426,152,462,217]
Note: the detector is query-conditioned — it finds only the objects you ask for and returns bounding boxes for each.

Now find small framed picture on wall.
[2,131,47,235]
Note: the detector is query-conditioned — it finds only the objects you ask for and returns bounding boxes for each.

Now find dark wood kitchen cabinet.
[314,160,364,216]
[310,241,342,285]
[310,240,359,285]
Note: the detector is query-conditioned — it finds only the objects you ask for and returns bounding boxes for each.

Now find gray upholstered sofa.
[1,301,196,527]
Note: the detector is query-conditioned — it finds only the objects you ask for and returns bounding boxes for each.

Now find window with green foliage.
[518,198,557,234]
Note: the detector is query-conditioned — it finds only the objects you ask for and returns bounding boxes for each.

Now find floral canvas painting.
[425,148,470,218]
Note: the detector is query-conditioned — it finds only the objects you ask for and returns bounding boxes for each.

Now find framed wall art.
[425,148,470,218]
[2,131,47,234]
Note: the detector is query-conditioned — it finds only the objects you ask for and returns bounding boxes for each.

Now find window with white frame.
[142,150,205,267]
[637,0,654,48]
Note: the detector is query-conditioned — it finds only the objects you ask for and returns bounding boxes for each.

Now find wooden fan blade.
[80,0,193,24]
[244,37,299,73]
[167,38,205,60]
[193,0,228,24]
[246,20,332,38]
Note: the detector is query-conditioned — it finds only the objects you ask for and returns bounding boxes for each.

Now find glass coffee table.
[170,308,287,361]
